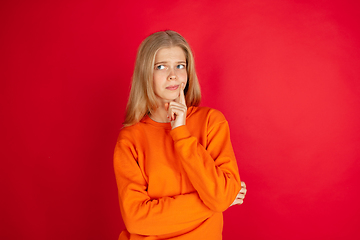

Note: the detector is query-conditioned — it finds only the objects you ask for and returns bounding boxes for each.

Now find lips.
[166,85,179,90]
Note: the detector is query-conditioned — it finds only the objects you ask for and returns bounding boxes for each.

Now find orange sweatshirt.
[114,106,241,240]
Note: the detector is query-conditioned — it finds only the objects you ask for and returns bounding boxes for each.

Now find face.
[152,46,188,104]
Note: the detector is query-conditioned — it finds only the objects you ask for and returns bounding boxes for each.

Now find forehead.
[155,46,186,62]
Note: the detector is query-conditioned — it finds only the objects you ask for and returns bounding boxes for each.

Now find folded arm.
[114,139,214,236]
[170,113,241,212]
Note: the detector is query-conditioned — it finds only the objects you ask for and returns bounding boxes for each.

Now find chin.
[156,93,179,103]
[163,95,178,101]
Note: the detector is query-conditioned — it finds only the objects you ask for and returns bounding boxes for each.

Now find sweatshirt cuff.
[170,125,192,142]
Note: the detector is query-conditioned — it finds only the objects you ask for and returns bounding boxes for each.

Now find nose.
[168,68,176,80]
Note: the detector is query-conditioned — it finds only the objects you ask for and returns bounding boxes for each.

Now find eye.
[177,64,186,69]
[156,65,165,70]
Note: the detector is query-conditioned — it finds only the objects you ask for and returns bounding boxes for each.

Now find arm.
[114,139,214,236]
[170,113,241,212]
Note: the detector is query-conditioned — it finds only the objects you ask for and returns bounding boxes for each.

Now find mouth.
[166,85,179,90]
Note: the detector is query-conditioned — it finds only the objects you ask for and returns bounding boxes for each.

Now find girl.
[114,30,246,240]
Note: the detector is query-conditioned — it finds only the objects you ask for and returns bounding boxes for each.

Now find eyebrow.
[154,60,187,65]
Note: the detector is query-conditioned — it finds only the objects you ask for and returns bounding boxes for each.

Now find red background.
[1,0,360,239]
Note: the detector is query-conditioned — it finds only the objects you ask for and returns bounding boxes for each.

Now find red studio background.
[1,0,359,239]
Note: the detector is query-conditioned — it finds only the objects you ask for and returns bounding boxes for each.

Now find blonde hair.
[123,30,201,126]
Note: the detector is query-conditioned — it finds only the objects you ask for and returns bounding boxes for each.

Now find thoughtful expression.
[153,46,188,103]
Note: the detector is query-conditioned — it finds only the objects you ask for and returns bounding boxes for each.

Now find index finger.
[179,82,186,105]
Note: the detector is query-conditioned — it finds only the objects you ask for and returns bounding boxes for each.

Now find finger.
[178,82,186,105]
[233,198,244,205]
[236,194,245,200]
[236,193,246,199]
[241,181,246,188]
[166,103,176,120]
[169,106,186,121]
[168,102,187,111]
[168,102,187,113]
[237,191,246,197]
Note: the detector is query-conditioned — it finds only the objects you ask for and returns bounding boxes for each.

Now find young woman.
[114,30,246,240]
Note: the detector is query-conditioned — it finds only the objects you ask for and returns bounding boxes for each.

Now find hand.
[230,181,247,207]
[165,83,187,129]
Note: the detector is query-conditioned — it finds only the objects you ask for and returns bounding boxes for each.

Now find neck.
[149,104,170,123]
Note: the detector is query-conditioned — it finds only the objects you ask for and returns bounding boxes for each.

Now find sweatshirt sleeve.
[170,111,241,212]
[113,138,214,236]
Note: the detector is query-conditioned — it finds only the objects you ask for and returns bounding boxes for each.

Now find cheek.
[153,77,166,95]
[180,71,188,81]
[153,80,161,91]
[153,72,162,84]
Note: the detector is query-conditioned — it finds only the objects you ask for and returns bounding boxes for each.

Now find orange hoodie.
[114,106,241,239]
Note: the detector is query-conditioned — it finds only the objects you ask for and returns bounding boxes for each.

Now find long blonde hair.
[123,30,201,126]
